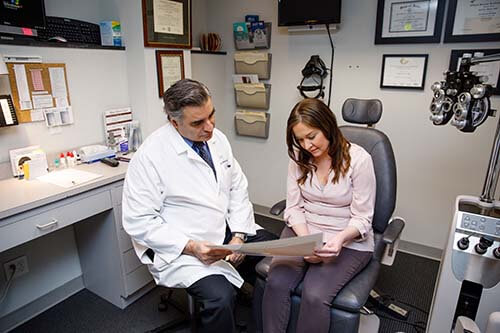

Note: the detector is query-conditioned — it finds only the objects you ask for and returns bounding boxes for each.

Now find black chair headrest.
[342,98,382,126]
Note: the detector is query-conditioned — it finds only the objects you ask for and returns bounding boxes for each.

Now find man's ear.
[170,117,179,129]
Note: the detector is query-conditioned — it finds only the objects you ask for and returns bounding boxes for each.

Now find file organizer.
[234,110,270,139]
[234,22,272,50]
[234,52,272,80]
[234,83,271,109]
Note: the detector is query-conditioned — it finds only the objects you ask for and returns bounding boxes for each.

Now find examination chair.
[253,98,405,333]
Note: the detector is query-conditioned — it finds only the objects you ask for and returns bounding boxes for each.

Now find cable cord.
[325,24,334,108]
[0,265,16,306]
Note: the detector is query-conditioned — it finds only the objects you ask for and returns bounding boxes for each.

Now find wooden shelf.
[191,50,227,55]
[0,35,125,50]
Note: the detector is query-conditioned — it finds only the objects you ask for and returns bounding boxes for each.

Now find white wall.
[196,0,500,250]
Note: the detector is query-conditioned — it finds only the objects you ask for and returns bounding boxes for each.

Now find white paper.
[0,99,14,125]
[13,64,32,109]
[453,0,500,35]
[49,67,68,98]
[30,109,45,122]
[382,0,439,38]
[382,56,426,87]
[161,55,182,90]
[456,55,500,88]
[153,0,184,35]
[232,74,259,84]
[37,169,102,188]
[29,68,45,91]
[32,94,53,109]
[208,233,323,257]
[55,96,68,107]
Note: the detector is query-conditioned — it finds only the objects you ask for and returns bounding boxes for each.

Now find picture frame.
[449,49,500,95]
[142,0,192,48]
[444,0,500,43]
[156,50,185,97]
[380,54,429,89]
[375,0,446,44]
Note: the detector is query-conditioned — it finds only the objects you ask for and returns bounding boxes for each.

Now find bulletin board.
[6,63,71,123]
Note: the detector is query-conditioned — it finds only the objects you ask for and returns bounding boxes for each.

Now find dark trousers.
[262,227,372,333]
[186,228,277,333]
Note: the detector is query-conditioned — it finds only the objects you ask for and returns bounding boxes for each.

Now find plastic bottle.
[59,153,66,168]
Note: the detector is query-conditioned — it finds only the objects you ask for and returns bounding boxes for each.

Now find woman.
[262,98,376,333]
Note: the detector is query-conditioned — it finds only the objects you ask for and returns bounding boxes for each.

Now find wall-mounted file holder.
[235,110,270,139]
[234,22,272,50]
[234,52,272,80]
[234,83,271,109]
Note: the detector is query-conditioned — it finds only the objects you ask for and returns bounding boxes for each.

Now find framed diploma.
[142,0,192,48]
[444,0,500,43]
[449,49,500,95]
[380,54,429,89]
[156,50,185,97]
[375,0,446,44]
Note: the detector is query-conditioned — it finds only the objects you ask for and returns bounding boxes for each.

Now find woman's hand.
[303,255,322,264]
[314,234,345,257]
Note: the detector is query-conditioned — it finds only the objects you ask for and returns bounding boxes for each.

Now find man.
[122,79,276,332]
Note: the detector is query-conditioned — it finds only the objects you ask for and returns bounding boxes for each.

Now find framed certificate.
[449,49,500,95]
[156,50,185,97]
[444,0,500,43]
[375,0,446,44]
[142,0,192,48]
[380,54,429,89]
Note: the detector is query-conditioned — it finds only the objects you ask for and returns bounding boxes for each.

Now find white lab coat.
[122,123,258,288]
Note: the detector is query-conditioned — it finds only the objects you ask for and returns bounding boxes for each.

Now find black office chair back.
[340,98,397,234]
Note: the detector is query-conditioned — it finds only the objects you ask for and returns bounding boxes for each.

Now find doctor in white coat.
[122,79,276,332]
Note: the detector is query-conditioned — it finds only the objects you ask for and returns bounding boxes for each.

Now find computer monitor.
[0,0,46,36]
[278,0,341,26]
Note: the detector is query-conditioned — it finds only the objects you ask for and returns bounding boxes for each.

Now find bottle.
[59,153,67,168]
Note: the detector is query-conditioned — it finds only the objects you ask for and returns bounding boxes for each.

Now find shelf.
[0,35,125,51]
[191,50,227,55]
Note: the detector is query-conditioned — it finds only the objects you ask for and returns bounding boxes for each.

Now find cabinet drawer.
[124,265,153,297]
[0,190,112,252]
[111,184,123,206]
[118,228,133,253]
[123,248,142,274]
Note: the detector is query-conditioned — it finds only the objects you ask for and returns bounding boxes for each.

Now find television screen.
[278,0,341,26]
[0,0,46,29]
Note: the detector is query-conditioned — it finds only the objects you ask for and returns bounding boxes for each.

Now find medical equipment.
[427,53,500,333]
[79,145,115,163]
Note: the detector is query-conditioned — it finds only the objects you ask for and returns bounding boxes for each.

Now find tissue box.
[100,21,122,46]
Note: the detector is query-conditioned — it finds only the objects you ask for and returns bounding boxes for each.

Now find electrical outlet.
[3,256,29,280]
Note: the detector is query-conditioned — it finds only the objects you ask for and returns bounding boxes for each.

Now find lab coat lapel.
[207,138,221,193]
[166,123,218,190]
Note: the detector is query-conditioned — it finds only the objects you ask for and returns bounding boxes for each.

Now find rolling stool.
[156,289,197,332]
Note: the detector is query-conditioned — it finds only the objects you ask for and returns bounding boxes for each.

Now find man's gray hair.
[162,79,211,121]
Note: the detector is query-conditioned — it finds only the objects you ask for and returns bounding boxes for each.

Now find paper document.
[37,169,102,188]
[208,233,323,257]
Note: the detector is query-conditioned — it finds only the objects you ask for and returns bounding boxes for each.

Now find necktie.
[193,141,217,179]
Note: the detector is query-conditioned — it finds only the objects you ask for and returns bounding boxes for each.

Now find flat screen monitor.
[278,0,341,26]
[0,0,46,30]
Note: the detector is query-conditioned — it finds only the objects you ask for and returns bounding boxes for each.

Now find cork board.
[6,63,71,123]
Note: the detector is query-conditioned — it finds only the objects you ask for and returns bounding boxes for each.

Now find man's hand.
[184,240,232,265]
[225,237,245,267]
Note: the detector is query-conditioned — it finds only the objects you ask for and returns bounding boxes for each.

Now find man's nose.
[203,119,214,131]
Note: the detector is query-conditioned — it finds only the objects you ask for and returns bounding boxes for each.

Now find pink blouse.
[284,143,376,252]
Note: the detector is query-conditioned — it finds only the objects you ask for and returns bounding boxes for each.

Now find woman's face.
[292,122,330,160]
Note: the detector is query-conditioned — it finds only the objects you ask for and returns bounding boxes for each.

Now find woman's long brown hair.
[286,98,351,185]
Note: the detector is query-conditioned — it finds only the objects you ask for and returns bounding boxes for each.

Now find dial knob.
[457,237,469,250]
[493,247,500,260]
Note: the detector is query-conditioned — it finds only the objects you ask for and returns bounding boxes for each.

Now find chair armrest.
[382,217,405,245]
[270,200,286,216]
